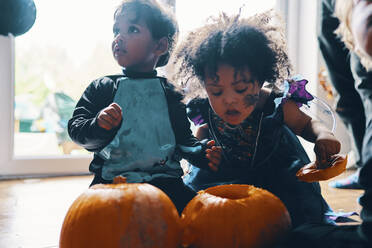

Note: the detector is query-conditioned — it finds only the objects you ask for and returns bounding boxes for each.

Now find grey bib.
[99,77,183,182]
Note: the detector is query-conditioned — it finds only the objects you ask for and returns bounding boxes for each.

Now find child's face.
[112,11,158,72]
[205,63,261,125]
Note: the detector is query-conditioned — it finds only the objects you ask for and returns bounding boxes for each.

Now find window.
[1,0,124,176]
[14,0,123,157]
[4,0,327,177]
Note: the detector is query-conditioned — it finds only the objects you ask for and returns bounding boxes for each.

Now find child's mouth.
[225,109,241,123]
[226,110,240,116]
[114,46,126,56]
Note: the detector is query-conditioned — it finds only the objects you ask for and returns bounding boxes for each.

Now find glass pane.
[14,0,122,156]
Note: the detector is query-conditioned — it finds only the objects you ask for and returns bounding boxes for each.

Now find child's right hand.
[97,103,122,130]
[314,132,341,168]
[206,140,222,171]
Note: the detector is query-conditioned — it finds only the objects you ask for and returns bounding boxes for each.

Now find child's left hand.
[314,132,341,168]
[205,140,222,171]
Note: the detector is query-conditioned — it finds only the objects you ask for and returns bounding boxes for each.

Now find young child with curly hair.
[68,0,219,214]
[170,11,341,227]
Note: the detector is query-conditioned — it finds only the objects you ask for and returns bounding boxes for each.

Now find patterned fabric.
[209,109,262,168]
[200,76,315,169]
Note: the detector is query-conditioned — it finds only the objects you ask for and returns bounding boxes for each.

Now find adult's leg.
[318,0,365,181]
[351,52,372,243]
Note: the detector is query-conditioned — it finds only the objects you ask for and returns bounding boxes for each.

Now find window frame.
[0,35,90,177]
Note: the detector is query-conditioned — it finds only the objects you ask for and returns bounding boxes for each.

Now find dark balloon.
[0,0,37,37]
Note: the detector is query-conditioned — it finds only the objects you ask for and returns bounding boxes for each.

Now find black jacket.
[68,71,209,184]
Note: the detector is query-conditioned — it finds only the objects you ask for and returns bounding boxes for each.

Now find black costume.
[185,79,334,228]
[68,70,210,213]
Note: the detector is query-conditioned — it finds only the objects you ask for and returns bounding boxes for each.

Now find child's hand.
[314,132,341,168]
[206,140,222,171]
[97,103,122,130]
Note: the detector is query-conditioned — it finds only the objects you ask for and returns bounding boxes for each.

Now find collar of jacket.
[122,68,157,78]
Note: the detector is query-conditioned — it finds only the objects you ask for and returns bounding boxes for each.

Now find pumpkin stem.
[113,176,127,184]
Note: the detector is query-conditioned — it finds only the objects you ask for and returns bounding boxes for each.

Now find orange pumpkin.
[296,154,348,183]
[181,184,291,248]
[59,176,181,248]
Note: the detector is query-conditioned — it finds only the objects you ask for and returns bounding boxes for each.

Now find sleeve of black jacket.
[162,79,210,170]
[67,76,121,152]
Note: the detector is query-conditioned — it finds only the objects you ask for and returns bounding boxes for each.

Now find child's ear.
[154,37,169,56]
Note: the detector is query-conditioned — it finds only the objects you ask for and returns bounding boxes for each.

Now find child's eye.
[210,90,222,96]
[235,87,247,94]
[128,26,139,33]
[206,84,222,96]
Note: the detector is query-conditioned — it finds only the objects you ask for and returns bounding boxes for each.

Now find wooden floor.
[319,170,363,224]
[0,170,364,248]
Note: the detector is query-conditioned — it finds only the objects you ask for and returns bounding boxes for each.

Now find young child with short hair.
[68,0,218,214]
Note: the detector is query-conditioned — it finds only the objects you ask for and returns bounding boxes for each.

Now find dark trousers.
[350,53,372,171]
[351,53,372,245]
[318,0,365,167]
[148,177,197,215]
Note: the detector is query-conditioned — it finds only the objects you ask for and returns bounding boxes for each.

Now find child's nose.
[114,35,124,46]
[223,95,238,105]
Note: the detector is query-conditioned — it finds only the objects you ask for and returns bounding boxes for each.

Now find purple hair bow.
[283,78,314,107]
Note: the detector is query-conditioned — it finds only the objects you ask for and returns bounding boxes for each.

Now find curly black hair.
[170,10,292,101]
[115,0,178,67]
